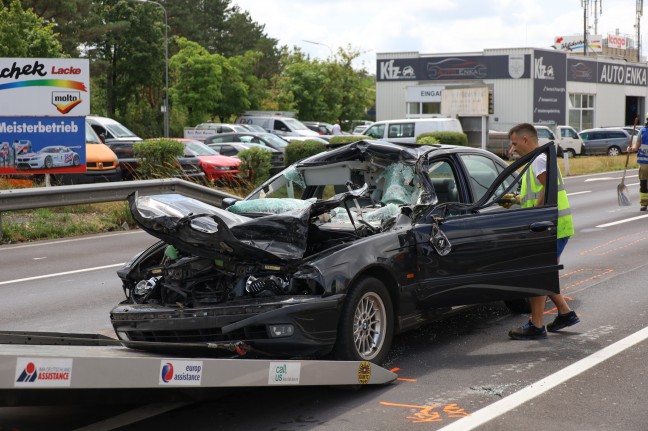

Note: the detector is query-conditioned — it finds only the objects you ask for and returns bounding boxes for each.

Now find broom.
[617,115,638,206]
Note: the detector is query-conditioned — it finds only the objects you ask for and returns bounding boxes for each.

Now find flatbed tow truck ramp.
[0,331,397,405]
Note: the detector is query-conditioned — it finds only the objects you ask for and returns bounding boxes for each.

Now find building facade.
[375,48,648,134]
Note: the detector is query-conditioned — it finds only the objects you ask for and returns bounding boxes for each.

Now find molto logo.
[158,360,203,385]
[535,57,555,80]
[52,91,82,114]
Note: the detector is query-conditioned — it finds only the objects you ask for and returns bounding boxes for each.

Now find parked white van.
[235,115,319,138]
[362,118,463,144]
[86,115,142,144]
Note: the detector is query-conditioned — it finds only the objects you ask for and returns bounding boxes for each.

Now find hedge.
[416,131,468,146]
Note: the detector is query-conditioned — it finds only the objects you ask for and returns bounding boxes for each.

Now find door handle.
[529,221,554,232]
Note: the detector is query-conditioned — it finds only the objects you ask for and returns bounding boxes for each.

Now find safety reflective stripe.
[520,161,574,239]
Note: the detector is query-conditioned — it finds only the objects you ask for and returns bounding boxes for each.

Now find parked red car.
[163,138,242,182]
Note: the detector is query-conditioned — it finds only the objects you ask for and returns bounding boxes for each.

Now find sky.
[231,0,645,71]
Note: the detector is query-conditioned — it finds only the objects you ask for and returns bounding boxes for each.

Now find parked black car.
[111,140,562,364]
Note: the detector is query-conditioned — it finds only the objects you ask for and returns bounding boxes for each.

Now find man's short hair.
[508,123,537,139]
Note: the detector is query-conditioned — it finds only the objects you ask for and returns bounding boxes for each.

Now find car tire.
[334,277,393,364]
[44,156,53,169]
[504,298,531,314]
[607,146,621,156]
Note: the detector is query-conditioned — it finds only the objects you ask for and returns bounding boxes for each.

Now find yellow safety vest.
[520,163,574,239]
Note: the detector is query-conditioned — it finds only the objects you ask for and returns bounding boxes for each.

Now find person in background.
[503,123,580,340]
[332,120,342,135]
[627,119,648,211]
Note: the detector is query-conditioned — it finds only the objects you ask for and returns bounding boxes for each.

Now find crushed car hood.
[128,187,370,263]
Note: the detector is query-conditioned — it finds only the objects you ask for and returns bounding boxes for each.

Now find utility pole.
[583,0,589,56]
[637,0,643,62]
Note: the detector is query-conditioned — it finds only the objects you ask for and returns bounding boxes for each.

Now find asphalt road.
[1,168,648,430]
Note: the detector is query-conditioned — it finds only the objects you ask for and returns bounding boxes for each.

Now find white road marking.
[437,325,648,431]
[566,190,591,196]
[0,230,146,251]
[596,213,648,227]
[0,263,124,286]
[584,174,638,182]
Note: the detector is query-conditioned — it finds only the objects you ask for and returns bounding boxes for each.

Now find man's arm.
[536,171,547,207]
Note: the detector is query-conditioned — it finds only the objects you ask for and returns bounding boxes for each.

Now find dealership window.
[406,102,441,117]
[568,94,594,131]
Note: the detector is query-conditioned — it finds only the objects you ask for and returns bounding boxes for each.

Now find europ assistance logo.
[159,360,203,386]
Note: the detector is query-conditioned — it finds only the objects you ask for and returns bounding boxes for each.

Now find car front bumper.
[110,294,344,357]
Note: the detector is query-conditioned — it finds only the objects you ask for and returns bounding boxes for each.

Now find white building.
[375,48,648,140]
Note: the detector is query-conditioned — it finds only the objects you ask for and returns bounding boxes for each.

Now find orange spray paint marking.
[379,402,470,423]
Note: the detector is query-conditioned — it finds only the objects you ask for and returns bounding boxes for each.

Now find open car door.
[413,142,562,308]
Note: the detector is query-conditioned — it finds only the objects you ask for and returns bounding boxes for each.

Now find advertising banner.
[0,117,86,175]
[607,34,627,49]
[533,50,567,125]
[566,58,647,86]
[377,55,531,81]
[0,58,89,116]
[553,35,603,53]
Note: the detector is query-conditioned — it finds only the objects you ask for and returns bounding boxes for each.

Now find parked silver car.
[578,128,631,156]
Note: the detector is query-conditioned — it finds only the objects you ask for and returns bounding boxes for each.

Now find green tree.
[169,38,222,126]
[86,0,166,136]
[0,0,63,57]
[7,0,92,56]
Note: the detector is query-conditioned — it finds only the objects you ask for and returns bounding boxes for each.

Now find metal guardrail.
[0,178,241,237]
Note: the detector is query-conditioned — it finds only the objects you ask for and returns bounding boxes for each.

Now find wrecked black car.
[111,140,562,364]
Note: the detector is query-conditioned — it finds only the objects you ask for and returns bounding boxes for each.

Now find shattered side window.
[376,162,419,205]
[247,166,306,200]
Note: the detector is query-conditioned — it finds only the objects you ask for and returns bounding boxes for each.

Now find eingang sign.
[0,58,89,116]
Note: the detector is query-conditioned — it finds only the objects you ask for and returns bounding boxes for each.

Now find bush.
[284,140,328,166]
[237,146,272,186]
[417,132,468,146]
[416,136,440,145]
[133,139,185,179]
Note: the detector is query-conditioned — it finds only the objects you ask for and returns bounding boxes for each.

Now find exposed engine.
[124,245,302,307]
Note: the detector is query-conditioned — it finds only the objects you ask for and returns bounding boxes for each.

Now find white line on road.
[437,325,648,431]
[0,263,124,286]
[0,230,146,251]
[596,213,648,227]
[585,174,639,182]
[566,190,591,196]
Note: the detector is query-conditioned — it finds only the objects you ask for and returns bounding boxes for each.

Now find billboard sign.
[533,50,567,125]
[0,117,86,175]
[0,58,89,116]
[377,55,531,81]
[607,34,627,49]
[552,35,603,53]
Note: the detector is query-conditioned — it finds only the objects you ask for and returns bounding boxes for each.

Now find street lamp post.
[133,0,169,137]
[302,39,334,58]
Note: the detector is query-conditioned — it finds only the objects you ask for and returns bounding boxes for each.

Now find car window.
[364,124,385,139]
[459,154,509,202]
[590,132,605,140]
[239,136,254,143]
[387,123,415,139]
[562,128,578,139]
[608,131,627,139]
[219,145,237,157]
[427,159,460,204]
[537,128,552,139]
[274,120,289,132]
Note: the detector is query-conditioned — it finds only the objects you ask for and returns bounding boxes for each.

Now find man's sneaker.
[509,320,547,340]
[547,311,580,332]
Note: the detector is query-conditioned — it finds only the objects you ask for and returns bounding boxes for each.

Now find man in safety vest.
[504,123,580,340]
[628,119,648,211]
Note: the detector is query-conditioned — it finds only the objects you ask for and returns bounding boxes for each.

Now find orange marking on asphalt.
[379,401,470,423]
[563,268,614,290]
[579,231,648,256]
[390,367,400,373]
[397,377,417,382]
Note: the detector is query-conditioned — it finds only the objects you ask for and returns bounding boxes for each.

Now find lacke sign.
[0,58,90,116]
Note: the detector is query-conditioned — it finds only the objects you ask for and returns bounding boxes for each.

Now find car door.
[412,144,561,309]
